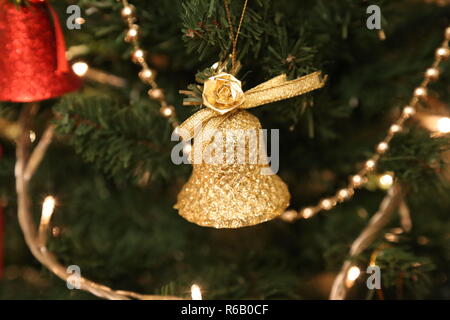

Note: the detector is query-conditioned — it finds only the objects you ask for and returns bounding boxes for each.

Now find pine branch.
[53,94,181,182]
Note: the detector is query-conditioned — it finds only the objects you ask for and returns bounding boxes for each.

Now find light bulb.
[191,284,202,300]
[74,17,86,25]
[347,266,361,281]
[72,62,89,77]
[29,131,36,143]
[41,196,56,226]
[379,173,394,189]
[436,117,450,134]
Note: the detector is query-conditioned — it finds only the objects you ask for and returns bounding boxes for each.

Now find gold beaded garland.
[365,159,376,170]
[413,86,427,98]
[125,24,139,43]
[300,207,315,219]
[148,88,164,100]
[351,175,364,187]
[131,49,145,64]
[119,0,178,128]
[376,142,389,154]
[320,199,334,210]
[121,5,135,20]
[138,68,154,82]
[403,106,416,118]
[425,67,439,81]
[284,26,449,222]
[337,188,354,201]
[436,47,449,60]
[160,105,175,118]
[280,210,298,222]
[389,124,402,134]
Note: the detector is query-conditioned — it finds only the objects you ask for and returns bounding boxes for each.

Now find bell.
[0,0,82,102]
[175,110,290,229]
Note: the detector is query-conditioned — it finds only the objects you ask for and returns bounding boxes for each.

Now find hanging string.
[223,0,249,73]
[223,0,235,50]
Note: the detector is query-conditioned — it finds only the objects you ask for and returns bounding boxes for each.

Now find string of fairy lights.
[53,2,450,299]
[31,195,203,300]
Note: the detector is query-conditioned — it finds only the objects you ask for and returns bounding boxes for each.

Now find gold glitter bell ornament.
[175,69,326,228]
[175,114,290,229]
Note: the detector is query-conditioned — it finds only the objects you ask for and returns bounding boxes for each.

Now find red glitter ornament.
[0,0,82,102]
[0,203,3,279]
[0,144,3,279]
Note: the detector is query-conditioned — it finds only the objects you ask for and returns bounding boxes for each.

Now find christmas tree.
[0,0,449,300]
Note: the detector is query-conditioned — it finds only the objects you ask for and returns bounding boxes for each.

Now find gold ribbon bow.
[178,71,327,140]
